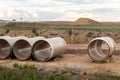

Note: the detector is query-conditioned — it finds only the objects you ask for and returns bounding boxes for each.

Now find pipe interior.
[88,40,110,61]
[33,40,52,61]
[13,40,31,60]
[0,39,11,59]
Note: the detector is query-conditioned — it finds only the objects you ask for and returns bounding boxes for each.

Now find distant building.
[0,20,10,23]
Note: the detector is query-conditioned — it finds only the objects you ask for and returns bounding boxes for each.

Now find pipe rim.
[87,40,110,62]
[13,39,32,60]
[32,39,54,61]
[87,37,115,62]
[0,39,11,59]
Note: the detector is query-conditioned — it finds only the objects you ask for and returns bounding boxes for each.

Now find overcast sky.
[0,0,120,21]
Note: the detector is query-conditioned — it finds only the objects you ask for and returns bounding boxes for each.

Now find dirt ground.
[2,29,120,44]
[0,44,120,75]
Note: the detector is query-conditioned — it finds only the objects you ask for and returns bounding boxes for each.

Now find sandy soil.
[0,44,120,75]
[3,29,120,44]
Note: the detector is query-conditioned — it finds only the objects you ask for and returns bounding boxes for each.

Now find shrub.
[32,28,39,36]
[86,32,95,37]
[5,29,9,33]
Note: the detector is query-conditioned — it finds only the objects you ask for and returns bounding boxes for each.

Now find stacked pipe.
[87,37,116,62]
[0,36,66,61]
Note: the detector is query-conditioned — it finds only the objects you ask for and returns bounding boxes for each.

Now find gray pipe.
[32,37,66,61]
[0,36,27,59]
[0,36,12,59]
[87,37,116,62]
[13,36,45,60]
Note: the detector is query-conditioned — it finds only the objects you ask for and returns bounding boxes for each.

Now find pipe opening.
[0,39,11,59]
[33,40,52,61]
[88,40,110,62]
[13,40,31,60]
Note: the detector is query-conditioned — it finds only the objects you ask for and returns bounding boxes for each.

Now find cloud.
[37,11,63,21]
[54,0,120,4]
[53,8,120,21]
[0,7,62,21]
[0,0,120,21]
[53,11,100,21]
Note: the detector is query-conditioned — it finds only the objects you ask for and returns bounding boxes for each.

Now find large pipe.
[13,36,45,60]
[32,37,66,61]
[87,37,116,62]
[0,36,12,59]
[0,36,29,59]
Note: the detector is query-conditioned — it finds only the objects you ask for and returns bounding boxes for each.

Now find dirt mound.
[74,18,100,25]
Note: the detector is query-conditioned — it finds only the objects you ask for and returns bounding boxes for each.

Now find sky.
[0,0,120,21]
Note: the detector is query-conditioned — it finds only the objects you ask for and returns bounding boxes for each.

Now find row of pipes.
[0,36,117,62]
[0,36,66,61]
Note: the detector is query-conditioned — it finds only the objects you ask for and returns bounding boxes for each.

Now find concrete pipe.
[13,36,45,60]
[87,37,116,62]
[32,37,66,61]
[0,36,13,59]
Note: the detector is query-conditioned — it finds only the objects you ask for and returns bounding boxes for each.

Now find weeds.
[50,33,57,36]
[5,29,9,34]
[91,71,120,80]
[0,34,4,36]
[86,32,95,37]
[32,28,39,36]
[67,29,72,35]
[0,63,120,80]
[0,64,68,80]
[3,24,120,32]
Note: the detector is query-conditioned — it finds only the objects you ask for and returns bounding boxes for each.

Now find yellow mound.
[74,18,100,25]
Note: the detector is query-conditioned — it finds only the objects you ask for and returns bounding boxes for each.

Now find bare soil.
[0,44,120,75]
[74,18,99,25]
[1,29,120,44]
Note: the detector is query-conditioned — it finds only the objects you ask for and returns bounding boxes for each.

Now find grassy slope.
[1,22,120,32]
[52,26,120,32]
[2,25,120,32]
[0,22,7,27]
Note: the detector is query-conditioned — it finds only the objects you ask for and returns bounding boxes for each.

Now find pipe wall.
[32,37,66,61]
[13,36,45,60]
[0,36,12,59]
[87,37,116,62]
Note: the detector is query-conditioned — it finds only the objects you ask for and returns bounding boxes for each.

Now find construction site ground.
[0,44,120,75]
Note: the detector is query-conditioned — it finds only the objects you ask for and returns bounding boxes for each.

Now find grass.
[32,28,39,36]
[0,63,120,80]
[0,22,7,27]
[2,25,120,32]
[53,26,120,32]
[86,32,95,37]
[1,26,37,30]
[1,22,120,32]
[5,29,9,34]
[91,72,120,80]
[0,63,68,80]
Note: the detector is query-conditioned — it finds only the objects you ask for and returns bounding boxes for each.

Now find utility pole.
[20,17,23,22]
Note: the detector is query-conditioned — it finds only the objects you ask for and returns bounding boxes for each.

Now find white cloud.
[0,0,120,21]
[53,11,100,21]
[55,0,120,4]
[0,7,62,21]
